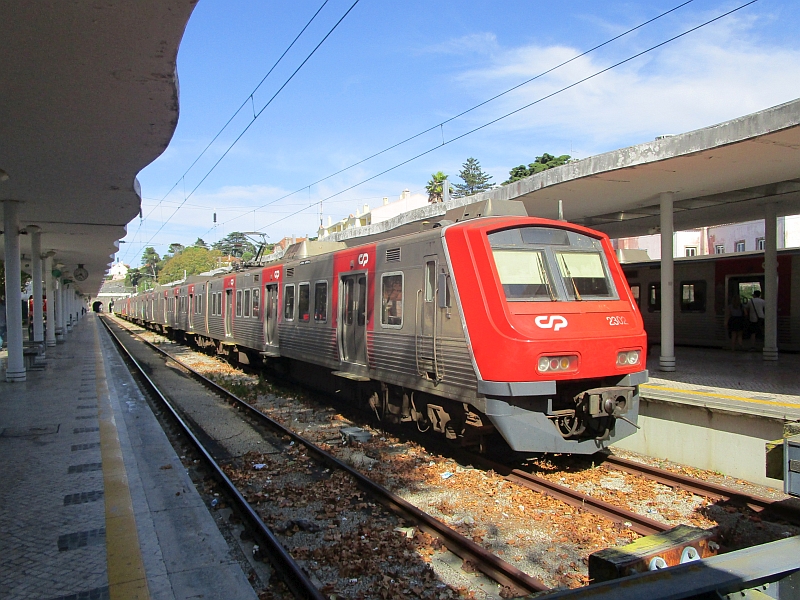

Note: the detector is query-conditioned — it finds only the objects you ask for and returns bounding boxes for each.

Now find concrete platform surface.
[0,314,258,600]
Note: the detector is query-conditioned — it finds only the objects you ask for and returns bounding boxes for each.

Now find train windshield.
[488,226,617,301]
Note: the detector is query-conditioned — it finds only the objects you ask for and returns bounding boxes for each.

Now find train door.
[339,273,367,365]
[224,289,233,336]
[188,293,194,329]
[727,274,765,306]
[416,256,439,378]
[264,284,279,349]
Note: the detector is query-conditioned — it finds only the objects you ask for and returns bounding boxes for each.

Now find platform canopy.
[326,98,800,243]
[0,1,196,294]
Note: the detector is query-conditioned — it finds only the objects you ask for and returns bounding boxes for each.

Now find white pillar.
[44,254,56,347]
[3,201,26,382]
[763,203,779,361]
[65,285,73,331]
[55,279,65,342]
[28,225,44,345]
[659,192,676,372]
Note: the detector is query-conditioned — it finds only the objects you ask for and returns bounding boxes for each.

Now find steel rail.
[464,455,668,537]
[602,453,800,526]
[99,317,326,600]
[106,316,549,595]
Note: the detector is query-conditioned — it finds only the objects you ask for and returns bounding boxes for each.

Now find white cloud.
[447,15,800,153]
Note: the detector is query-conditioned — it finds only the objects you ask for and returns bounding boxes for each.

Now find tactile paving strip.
[57,528,106,552]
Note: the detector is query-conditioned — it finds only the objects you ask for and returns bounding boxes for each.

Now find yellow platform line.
[94,324,151,600]
[641,383,800,411]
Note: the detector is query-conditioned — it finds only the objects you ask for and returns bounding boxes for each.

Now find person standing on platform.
[726,293,745,351]
[747,290,766,350]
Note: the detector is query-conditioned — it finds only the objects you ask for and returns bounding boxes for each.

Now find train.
[116,200,648,454]
[621,247,800,351]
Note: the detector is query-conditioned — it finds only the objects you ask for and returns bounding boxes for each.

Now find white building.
[318,189,429,238]
[107,260,129,280]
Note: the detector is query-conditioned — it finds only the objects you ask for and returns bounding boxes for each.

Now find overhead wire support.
[250,0,760,235]
[204,0,697,235]
[138,0,362,252]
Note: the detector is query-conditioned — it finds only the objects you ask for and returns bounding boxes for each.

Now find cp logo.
[535,315,568,331]
[357,253,369,267]
[273,270,280,279]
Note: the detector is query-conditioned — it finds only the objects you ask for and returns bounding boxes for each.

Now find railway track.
[101,316,549,597]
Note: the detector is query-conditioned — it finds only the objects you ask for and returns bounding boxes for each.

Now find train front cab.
[445,217,648,454]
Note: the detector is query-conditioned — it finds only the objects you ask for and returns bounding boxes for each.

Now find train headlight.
[538,355,577,373]
[617,350,640,366]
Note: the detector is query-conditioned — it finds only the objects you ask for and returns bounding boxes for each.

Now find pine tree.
[453,158,494,198]
[502,153,571,184]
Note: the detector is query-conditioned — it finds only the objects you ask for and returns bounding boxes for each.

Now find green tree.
[453,158,494,198]
[141,247,161,279]
[212,232,256,258]
[503,153,571,184]
[194,238,208,249]
[425,171,452,203]
[157,246,222,284]
[167,242,185,257]
[125,267,143,289]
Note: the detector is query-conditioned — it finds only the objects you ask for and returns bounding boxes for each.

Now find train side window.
[252,288,260,318]
[629,284,640,307]
[381,273,403,328]
[314,282,327,323]
[236,290,243,317]
[284,284,295,321]
[298,283,310,322]
[425,261,435,302]
[681,281,706,313]
[648,283,661,312]
[244,289,251,317]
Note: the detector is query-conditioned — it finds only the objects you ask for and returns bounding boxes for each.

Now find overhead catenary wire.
[201,0,696,237]
[247,0,759,236]
[121,0,342,260]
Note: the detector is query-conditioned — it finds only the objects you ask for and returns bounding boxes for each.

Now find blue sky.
[119,0,800,265]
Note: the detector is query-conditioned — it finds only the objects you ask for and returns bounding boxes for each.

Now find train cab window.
[648,283,661,312]
[298,283,310,322]
[492,249,555,300]
[425,261,436,302]
[314,282,327,323]
[629,284,640,307]
[243,289,251,317]
[236,290,243,317]
[681,281,706,313]
[555,251,613,299]
[284,284,295,321]
[381,273,403,327]
[252,288,260,318]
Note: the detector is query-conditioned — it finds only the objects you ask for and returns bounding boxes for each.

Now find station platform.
[0,314,258,600]
[642,346,800,421]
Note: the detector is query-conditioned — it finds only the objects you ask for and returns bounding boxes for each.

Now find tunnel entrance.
[92,301,103,313]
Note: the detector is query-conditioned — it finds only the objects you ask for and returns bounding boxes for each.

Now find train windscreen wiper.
[536,252,557,301]
[560,255,582,301]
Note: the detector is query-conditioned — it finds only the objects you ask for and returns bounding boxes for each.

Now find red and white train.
[117,201,648,454]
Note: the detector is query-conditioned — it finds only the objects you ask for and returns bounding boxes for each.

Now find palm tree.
[426,171,452,203]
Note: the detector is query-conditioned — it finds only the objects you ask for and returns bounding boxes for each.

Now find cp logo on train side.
[534,315,568,331]
[357,253,369,267]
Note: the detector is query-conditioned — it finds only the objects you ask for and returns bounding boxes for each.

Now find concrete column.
[3,200,26,382]
[28,225,44,345]
[55,279,65,342]
[44,254,56,347]
[65,285,73,331]
[659,192,676,372]
[763,203,779,361]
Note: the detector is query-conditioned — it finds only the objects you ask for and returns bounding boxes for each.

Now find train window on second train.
[284,285,295,321]
[681,281,706,313]
[425,261,435,302]
[236,290,243,317]
[298,283,310,322]
[314,282,327,323]
[629,284,640,307]
[381,273,403,327]
[648,283,661,312]
[252,288,260,318]
[244,290,251,317]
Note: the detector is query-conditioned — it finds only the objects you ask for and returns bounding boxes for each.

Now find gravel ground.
[114,316,800,591]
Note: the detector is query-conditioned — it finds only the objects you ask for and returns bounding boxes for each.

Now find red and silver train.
[117,202,648,454]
